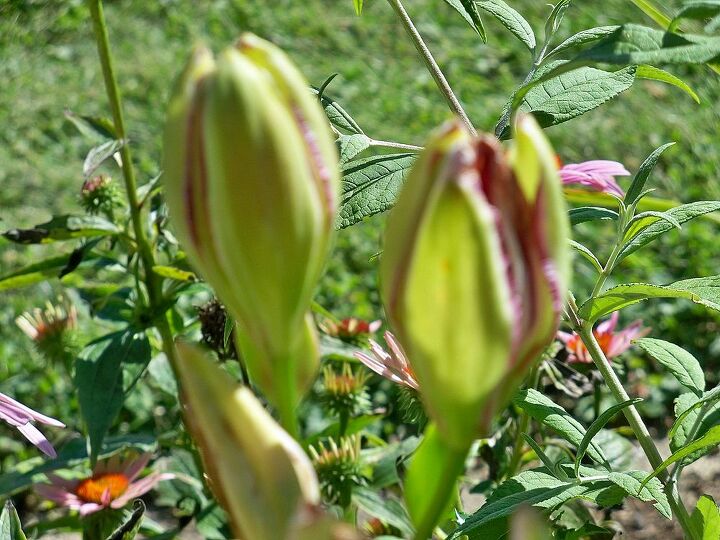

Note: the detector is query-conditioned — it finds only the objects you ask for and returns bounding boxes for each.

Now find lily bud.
[380,115,570,449]
[163,35,340,418]
[174,342,320,540]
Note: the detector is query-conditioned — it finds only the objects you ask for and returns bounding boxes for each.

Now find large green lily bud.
[163,35,340,419]
[174,342,321,540]
[380,115,570,450]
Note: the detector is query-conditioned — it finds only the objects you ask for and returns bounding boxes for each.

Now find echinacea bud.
[163,35,340,419]
[174,342,320,540]
[381,115,570,449]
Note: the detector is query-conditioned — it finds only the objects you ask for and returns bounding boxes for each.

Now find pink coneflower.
[558,160,631,197]
[558,312,650,364]
[36,452,174,516]
[0,392,64,457]
[354,331,419,390]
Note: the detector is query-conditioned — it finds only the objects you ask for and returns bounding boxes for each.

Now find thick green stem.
[573,318,695,537]
[386,0,477,136]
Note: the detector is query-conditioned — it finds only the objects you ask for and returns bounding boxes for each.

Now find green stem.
[87,0,161,308]
[412,446,467,540]
[385,0,477,136]
[506,364,541,479]
[570,308,695,537]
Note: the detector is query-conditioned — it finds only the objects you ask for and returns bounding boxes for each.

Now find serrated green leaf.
[514,66,636,132]
[84,139,125,178]
[691,495,720,539]
[643,425,720,488]
[477,0,535,51]
[443,0,487,41]
[578,24,720,64]
[635,338,705,395]
[623,210,681,244]
[670,391,720,461]
[618,201,720,262]
[76,331,151,465]
[546,26,621,59]
[514,389,606,465]
[337,134,371,163]
[569,206,619,225]
[637,65,701,102]
[337,153,415,229]
[624,142,675,204]
[0,501,27,540]
[606,470,671,518]
[575,399,642,476]
[578,275,720,323]
[448,469,618,539]
[569,240,603,273]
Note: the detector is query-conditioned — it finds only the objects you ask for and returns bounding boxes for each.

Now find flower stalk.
[385,0,477,136]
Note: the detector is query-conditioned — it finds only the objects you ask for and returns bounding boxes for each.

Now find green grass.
[0,0,719,418]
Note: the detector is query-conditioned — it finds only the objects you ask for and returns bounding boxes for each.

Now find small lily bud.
[163,35,340,420]
[380,115,570,449]
[174,342,320,540]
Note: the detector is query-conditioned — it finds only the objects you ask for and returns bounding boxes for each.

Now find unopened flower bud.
[174,342,320,540]
[380,115,570,449]
[163,35,340,420]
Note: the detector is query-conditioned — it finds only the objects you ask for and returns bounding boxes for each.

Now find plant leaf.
[337,153,416,228]
[670,390,720,461]
[152,265,196,282]
[477,0,535,51]
[0,252,104,292]
[575,399,643,476]
[106,500,145,540]
[0,501,27,540]
[352,488,414,537]
[690,495,720,540]
[670,1,720,32]
[629,0,673,27]
[624,142,675,204]
[546,26,621,59]
[606,470,671,518]
[313,89,364,135]
[578,275,720,323]
[337,134,371,164]
[443,0,487,41]
[569,206,619,225]
[635,338,705,395]
[510,66,636,134]
[642,425,720,488]
[514,389,606,466]
[637,65,700,102]
[76,330,151,465]
[352,0,363,15]
[569,240,603,273]
[3,215,119,245]
[617,201,720,262]
[577,24,720,65]
[84,139,125,178]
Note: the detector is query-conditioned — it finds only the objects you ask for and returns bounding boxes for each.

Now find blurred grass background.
[0,0,719,441]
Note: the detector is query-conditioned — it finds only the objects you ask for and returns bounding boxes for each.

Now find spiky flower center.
[75,473,129,504]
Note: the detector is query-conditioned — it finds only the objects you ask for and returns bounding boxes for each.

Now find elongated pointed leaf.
[635,338,705,395]
[624,142,675,204]
[477,0,535,51]
[514,389,606,465]
[0,501,27,540]
[569,206,619,225]
[84,139,125,178]
[617,201,720,262]
[670,2,720,32]
[629,0,672,27]
[569,240,603,273]
[443,0,487,40]
[3,215,119,245]
[546,26,621,59]
[642,425,720,488]
[637,65,700,103]
[575,399,642,476]
[578,275,720,323]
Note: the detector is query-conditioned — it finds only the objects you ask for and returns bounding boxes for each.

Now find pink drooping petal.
[367,320,382,333]
[122,452,152,482]
[605,320,650,358]
[111,473,176,509]
[354,333,419,390]
[35,484,82,506]
[596,311,620,335]
[45,473,79,491]
[16,423,57,458]
[559,160,630,197]
[78,502,104,516]
[0,393,65,427]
